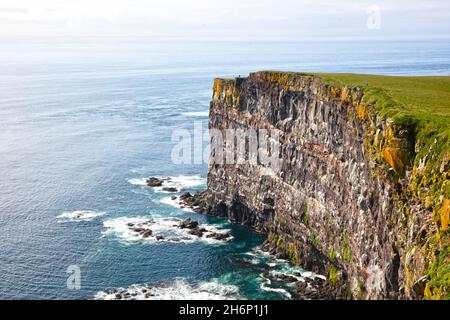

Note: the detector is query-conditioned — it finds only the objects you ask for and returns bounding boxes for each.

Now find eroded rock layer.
[205,71,449,299]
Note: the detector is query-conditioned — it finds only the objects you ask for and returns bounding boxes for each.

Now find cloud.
[0,0,448,38]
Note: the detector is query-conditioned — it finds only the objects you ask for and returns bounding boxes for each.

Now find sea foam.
[159,196,194,212]
[241,247,327,297]
[56,210,106,222]
[94,278,240,300]
[103,216,233,245]
[259,273,292,299]
[128,175,206,193]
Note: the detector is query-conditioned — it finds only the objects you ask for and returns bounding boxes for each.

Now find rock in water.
[162,187,178,192]
[178,218,199,229]
[179,192,192,200]
[146,177,163,187]
[205,232,231,241]
[188,228,204,237]
[178,190,211,213]
[142,230,152,238]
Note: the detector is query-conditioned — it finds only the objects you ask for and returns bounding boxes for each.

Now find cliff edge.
[205,71,449,299]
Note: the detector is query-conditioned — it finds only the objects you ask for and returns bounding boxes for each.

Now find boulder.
[146,177,163,187]
[206,232,231,241]
[188,228,204,237]
[273,273,298,283]
[162,187,178,192]
[179,192,193,200]
[179,218,199,229]
[142,230,153,238]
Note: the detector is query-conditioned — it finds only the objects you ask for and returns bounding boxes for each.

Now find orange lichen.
[340,87,352,105]
[439,199,449,231]
[357,102,366,120]
[213,79,222,99]
[383,147,406,177]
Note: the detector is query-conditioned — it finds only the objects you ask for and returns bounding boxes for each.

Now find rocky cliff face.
[205,71,449,299]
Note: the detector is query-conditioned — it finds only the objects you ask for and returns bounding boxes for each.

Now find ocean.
[0,37,449,299]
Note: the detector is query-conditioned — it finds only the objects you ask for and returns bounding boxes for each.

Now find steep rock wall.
[205,71,449,299]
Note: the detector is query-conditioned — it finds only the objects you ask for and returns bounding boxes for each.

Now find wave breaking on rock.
[103,216,233,244]
[94,278,240,300]
[128,175,206,193]
[56,210,106,222]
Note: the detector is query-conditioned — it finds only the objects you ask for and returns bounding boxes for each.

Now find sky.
[0,0,449,40]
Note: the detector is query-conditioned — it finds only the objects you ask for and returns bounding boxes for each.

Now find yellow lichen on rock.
[213,78,241,107]
[340,86,351,105]
[439,199,449,231]
[225,84,234,106]
[383,147,406,177]
[213,79,222,100]
[380,125,410,177]
[357,102,366,120]
[330,86,341,100]
[424,283,433,300]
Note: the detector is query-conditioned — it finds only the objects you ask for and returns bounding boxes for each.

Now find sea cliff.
[204,71,449,299]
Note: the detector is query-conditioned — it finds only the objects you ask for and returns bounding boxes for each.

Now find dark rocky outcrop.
[179,218,199,229]
[162,187,178,192]
[179,190,211,213]
[146,177,163,187]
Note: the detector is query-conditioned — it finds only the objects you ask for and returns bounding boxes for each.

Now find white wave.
[259,273,292,299]
[250,248,272,257]
[182,111,209,117]
[302,271,327,281]
[246,248,326,287]
[160,196,194,212]
[153,175,206,193]
[252,247,326,280]
[127,175,206,193]
[274,261,326,281]
[103,217,153,242]
[94,278,240,300]
[56,210,106,222]
[268,270,303,282]
[103,216,233,245]
[127,178,147,186]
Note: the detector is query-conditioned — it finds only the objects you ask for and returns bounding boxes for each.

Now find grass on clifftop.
[317,73,450,128]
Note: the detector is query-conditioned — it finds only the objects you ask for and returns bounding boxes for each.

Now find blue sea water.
[0,38,449,300]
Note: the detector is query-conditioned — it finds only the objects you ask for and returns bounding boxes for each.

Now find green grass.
[317,73,450,127]
[426,242,450,300]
